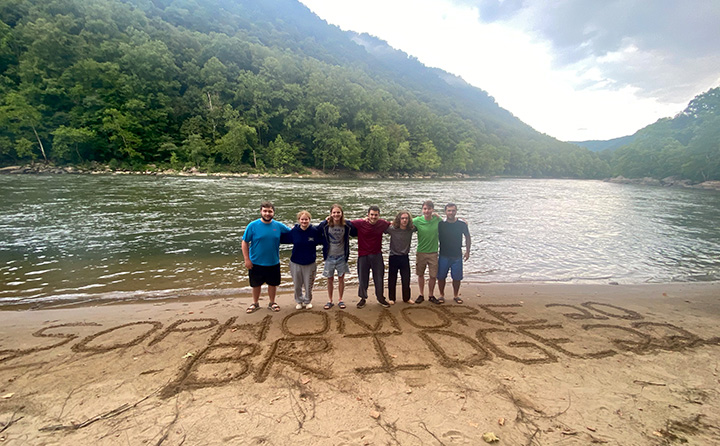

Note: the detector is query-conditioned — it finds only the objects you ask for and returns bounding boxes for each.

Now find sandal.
[268,302,281,312]
[428,296,441,305]
[246,303,260,314]
[323,302,334,310]
[437,296,445,304]
[453,297,464,304]
[338,301,346,309]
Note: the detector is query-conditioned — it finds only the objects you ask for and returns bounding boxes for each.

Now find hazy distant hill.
[0,0,608,177]
[570,135,636,152]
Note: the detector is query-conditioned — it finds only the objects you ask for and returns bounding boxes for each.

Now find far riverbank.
[3,162,720,190]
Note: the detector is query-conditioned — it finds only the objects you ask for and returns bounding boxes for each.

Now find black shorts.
[248,263,281,287]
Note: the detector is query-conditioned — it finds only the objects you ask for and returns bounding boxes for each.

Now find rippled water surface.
[1,175,719,307]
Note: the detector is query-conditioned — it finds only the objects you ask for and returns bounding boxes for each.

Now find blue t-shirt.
[242,219,291,266]
[281,224,323,265]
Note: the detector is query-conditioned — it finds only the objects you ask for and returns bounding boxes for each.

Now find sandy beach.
[1,282,719,445]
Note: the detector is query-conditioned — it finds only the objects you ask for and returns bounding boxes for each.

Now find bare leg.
[327,276,334,302]
[252,286,262,304]
[428,276,437,297]
[437,279,446,298]
[417,275,425,296]
[268,285,277,304]
[452,280,461,298]
[338,275,345,301]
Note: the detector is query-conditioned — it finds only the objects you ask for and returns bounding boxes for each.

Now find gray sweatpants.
[290,261,317,304]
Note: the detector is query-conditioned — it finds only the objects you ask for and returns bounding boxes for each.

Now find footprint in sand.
[441,429,471,443]
[335,428,375,445]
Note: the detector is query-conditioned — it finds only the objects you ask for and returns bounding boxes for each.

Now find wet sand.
[1,282,719,445]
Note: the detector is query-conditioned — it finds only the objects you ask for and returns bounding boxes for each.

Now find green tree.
[416,140,441,173]
[182,134,210,168]
[266,135,299,172]
[0,91,48,162]
[363,125,390,172]
[101,108,142,161]
[51,126,96,163]
[216,120,258,167]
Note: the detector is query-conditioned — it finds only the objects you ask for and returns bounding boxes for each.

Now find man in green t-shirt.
[412,200,441,304]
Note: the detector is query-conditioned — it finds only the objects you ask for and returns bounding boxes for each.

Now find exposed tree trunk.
[32,126,48,163]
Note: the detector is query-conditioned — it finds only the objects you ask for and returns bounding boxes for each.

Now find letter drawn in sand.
[517,324,616,359]
[479,304,547,325]
[255,337,331,383]
[1,323,101,363]
[418,329,491,368]
[476,327,558,364]
[546,304,609,320]
[72,321,163,353]
[340,310,429,374]
[149,318,220,346]
[161,316,265,398]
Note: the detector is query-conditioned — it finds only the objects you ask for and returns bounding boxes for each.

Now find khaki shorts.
[415,252,438,277]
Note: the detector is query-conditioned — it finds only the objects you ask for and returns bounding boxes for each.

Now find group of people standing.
[241,200,471,314]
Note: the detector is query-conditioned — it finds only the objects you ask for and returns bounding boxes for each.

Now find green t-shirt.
[413,215,440,253]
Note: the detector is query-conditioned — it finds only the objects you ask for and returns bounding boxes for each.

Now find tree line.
[1,0,611,178]
[600,87,720,182]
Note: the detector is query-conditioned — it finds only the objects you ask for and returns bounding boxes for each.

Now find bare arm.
[242,240,253,269]
[464,227,471,261]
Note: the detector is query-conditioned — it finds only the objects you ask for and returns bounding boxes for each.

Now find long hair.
[392,211,414,230]
[328,203,346,227]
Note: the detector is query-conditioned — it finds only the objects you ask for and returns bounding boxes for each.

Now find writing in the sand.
[1,302,718,398]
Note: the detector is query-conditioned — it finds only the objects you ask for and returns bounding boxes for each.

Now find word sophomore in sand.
[242,201,291,313]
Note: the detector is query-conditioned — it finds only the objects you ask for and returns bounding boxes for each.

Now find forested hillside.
[602,87,720,181]
[0,0,610,177]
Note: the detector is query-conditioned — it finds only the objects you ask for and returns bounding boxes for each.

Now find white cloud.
[299,0,719,141]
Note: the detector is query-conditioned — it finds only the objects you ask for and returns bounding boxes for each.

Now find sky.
[298,0,720,142]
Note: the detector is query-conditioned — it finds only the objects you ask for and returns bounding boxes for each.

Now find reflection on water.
[1,175,719,307]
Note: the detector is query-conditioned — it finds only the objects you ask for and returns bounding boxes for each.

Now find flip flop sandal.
[246,303,260,313]
[324,302,334,310]
[338,301,346,309]
[268,302,281,312]
[437,296,445,304]
[453,297,464,304]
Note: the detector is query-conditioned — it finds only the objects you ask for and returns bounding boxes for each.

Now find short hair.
[444,202,457,211]
[367,205,380,214]
[393,211,414,230]
[260,201,275,211]
[297,210,311,220]
[422,200,434,210]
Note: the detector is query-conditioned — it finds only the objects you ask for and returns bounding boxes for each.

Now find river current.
[1,175,719,308]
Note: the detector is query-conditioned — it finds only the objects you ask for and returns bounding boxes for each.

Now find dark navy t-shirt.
[438,220,469,258]
[283,224,323,265]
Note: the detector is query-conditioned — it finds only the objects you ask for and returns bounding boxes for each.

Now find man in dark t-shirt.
[437,203,471,304]
[350,205,391,309]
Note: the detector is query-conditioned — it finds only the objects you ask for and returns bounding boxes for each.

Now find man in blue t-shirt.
[242,201,291,313]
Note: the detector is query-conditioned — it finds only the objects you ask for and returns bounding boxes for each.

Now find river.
[1,174,719,308]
